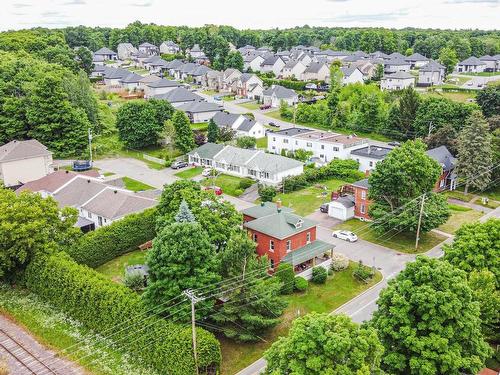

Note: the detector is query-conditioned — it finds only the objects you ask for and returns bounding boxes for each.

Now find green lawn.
[274,179,347,216]
[191,122,208,131]
[175,166,203,179]
[256,137,268,149]
[463,72,500,77]
[223,95,236,102]
[95,250,148,283]
[219,263,382,374]
[122,177,154,192]
[103,171,115,177]
[201,90,219,96]
[423,90,476,103]
[238,101,261,110]
[0,284,157,375]
[335,219,447,254]
[201,174,251,197]
[264,110,391,142]
[438,204,483,234]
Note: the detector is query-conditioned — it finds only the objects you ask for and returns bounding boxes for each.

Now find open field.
[219,263,382,374]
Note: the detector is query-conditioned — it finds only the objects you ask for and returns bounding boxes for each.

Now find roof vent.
[87,179,91,183]
[114,190,117,194]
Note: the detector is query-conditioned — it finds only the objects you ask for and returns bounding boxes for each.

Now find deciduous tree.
[371,257,491,375]
[172,110,195,153]
[476,85,500,118]
[265,313,384,375]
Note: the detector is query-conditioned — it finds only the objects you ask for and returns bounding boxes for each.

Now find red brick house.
[350,179,371,221]
[242,201,334,279]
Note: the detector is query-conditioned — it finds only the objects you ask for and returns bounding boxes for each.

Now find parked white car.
[332,230,358,242]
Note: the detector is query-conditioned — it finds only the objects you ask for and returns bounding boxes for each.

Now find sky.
[1,0,499,31]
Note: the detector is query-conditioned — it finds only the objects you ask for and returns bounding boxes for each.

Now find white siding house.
[262,85,299,108]
[381,72,415,90]
[456,57,486,73]
[418,60,446,86]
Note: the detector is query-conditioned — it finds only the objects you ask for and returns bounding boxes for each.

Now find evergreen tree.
[174,199,195,223]
[172,111,195,154]
[143,219,221,320]
[207,118,219,143]
[457,111,492,193]
[438,47,458,75]
[211,232,287,341]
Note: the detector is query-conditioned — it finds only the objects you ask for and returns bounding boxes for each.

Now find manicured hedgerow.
[24,253,221,374]
[66,208,157,268]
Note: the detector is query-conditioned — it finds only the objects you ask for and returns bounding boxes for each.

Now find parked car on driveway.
[332,230,358,242]
[320,203,329,213]
[171,160,188,169]
[268,122,280,128]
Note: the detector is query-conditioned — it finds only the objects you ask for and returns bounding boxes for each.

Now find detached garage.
[327,197,355,221]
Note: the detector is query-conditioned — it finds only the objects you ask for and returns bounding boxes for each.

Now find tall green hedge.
[24,253,221,374]
[66,208,157,268]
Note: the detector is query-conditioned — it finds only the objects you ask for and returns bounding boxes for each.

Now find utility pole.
[183,289,204,375]
[415,193,426,250]
[88,128,93,165]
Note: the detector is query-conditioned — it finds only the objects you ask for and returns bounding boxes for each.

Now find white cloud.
[0,0,498,31]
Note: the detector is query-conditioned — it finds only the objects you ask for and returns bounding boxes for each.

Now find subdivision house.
[188,143,303,185]
[479,55,499,72]
[117,43,138,60]
[260,55,286,77]
[350,145,393,173]
[405,53,429,69]
[221,68,242,93]
[17,173,157,232]
[302,62,330,81]
[242,201,334,278]
[340,66,365,85]
[456,56,486,73]
[177,101,223,123]
[0,139,54,188]
[119,72,143,91]
[152,87,204,107]
[282,60,307,79]
[384,58,411,73]
[160,40,180,55]
[103,67,132,86]
[236,73,264,100]
[138,42,159,56]
[418,60,446,86]
[143,78,181,98]
[380,71,416,90]
[211,112,266,138]
[314,49,350,62]
[93,47,118,65]
[427,145,458,191]
[267,127,368,164]
[243,53,265,72]
[262,85,299,107]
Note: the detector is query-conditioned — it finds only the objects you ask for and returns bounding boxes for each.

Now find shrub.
[124,271,145,292]
[352,260,374,283]
[331,253,349,271]
[234,189,243,196]
[236,136,257,149]
[294,276,308,292]
[275,263,295,294]
[258,184,277,202]
[66,208,157,268]
[311,267,327,284]
[24,253,220,374]
[239,178,254,190]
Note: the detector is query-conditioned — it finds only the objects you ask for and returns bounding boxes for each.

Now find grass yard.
[191,122,208,131]
[335,219,447,254]
[273,179,347,216]
[238,101,261,110]
[122,176,154,192]
[256,137,268,149]
[201,90,219,96]
[463,71,500,77]
[175,166,203,179]
[223,95,236,101]
[219,263,382,374]
[443,189,474,202]
[0,284,157,375]
[201,174,251,197]
[438,204,483,234]
[423,90,476,103]
[264,110,391,142]
[96,250,148,283]
[103,171,115,177]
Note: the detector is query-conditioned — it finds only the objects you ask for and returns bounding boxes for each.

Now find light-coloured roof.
[16,170,99,194]
[120,72,143,83]
[419,60,445,72]
[382,71,415,80]
[406,52,428,61]
[0,139,51,163]
[263,85,297,99]
[304,62,327,74]
[177,101,223,114]
[459,56,486,66]
[139,74,161,83]
[188,142,225,159]
[52,176,108,208]
[146,78,181,88]
[245,151,303,173]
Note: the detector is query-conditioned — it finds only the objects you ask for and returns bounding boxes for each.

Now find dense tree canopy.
[265,313,384,375]
[172,111,195,153]
[0,189,80,279]
[0,51,97,157]
[372,257,491,375]
[476,85,500,118]
[368,140,449,233]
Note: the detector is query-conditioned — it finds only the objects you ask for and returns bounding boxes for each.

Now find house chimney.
[276,199,282,212]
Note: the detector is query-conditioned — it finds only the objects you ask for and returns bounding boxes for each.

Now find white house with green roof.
[188,143,303,185]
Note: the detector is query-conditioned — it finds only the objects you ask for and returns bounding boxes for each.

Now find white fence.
[142,154,165,165]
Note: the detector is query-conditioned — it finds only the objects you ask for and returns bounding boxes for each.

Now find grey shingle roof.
[388,52,405,59]
[212,112,242,128]
[94,47,116,55]
[304,62,327,74]
[245,151,303,173]
[262,55,281,66]
[341,66,358,77]
[177,101,223,113]
[420,60,445,72]
[459,56,486,66]
[385,58,410,66]
[382,71,415,80]
[139,42,156,48]
[104,68,131,79]
[188,142,225,159]
[332,196,355,208]
[153,87,203,103]
[146,78,180,88]
[53,177,108,208]
[0,139,51,163]
[479,55,497,61]
[120,72,143,83]
[271,127,313,137]
[165,59,184,69]
[406,52,428,61]
[263,85,297,99]
[426,146,456,171]
[237,118,258,132]
[351,178,369,189]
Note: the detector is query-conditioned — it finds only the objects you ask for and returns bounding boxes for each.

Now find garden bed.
[201,174,253,197]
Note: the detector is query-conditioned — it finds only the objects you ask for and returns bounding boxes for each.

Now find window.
[269,240,275,251]
[333,146,339,151]
[369,161,374,167]
[360,204,366,214]
[306,142,312,147]
[286,240,291,252]
[87,211,92,219]
[295,140,298,145]
[306,232,311,243]
[361,190,366,200]
[98,216,103,226]
[272,137,276,141]
[320,154,325,159]
[283,139,289,144]
[321,145,324,150]
[270,259,275,269]
[252,233,258,242]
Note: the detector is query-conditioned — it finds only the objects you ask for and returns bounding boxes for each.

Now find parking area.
[306,210,342,228]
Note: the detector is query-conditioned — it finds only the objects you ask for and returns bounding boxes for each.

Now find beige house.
[302,62,330,82]
[0,139,53,187]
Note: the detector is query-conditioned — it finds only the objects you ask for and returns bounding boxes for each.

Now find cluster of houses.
[1,139,158,232]
[456,55,500,73]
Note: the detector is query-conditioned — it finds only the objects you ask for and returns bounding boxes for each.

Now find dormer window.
[295,219,303,229]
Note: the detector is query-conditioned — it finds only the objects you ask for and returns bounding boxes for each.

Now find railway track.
[0,328,58,375]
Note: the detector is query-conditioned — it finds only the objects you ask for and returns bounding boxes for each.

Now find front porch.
[281,240,334,280]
